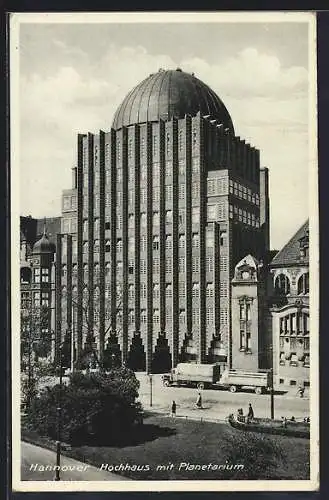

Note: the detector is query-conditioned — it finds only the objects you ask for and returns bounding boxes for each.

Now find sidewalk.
[21,441,128,481]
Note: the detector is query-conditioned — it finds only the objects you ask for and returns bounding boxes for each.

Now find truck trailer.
[162,363,271,394]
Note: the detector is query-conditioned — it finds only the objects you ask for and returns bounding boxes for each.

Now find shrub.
[221,430,286,479]
[25,367,142,445]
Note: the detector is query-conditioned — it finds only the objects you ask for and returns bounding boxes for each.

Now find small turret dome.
[32,224,55,254]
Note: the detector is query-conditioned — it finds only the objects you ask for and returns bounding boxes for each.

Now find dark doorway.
[179,334,197,363]
[103,334,122,370]
[127,334,146,372]
[151,335,172,373]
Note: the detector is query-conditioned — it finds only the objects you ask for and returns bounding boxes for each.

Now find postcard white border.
[10,10,319,492]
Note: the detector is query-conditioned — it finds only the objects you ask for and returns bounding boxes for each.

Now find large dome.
[112,68,234,133]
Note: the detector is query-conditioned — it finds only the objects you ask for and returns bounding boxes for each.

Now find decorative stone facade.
[270,221,309,388]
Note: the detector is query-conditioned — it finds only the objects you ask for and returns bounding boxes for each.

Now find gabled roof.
[271,220,309,267]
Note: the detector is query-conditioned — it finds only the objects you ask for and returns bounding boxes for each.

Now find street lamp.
[149,373,153,407]
[269,367,275,420]
[54,343,63,481]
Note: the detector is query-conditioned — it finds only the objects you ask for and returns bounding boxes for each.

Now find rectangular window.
[152,135,158,157]
[179,257,185,273]
[179,234,185,248]
[206,308,214,325]
[34,292,40,308]
[41,292,49,306]
[41,268,49,283]
[207,179,215,195]
[140,137,145,159]
[166,258,172,273]
[153,258,160,274]
[153,187,160,203]
[140,283,147,299]
[192,157,199,173]
[179,184,185,200]
[140,260,147,274]
[33,268,40,283]
[166,185,172,201]
[240,330,246,349]
[207,256,214,273]
[63,196,71,210]
[140,188,147,204]
[192,257,199,273]
[192,182,199,198]
[141,309,147,323]
[141,236,147,252]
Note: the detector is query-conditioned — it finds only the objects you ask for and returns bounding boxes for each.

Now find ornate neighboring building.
[270,221,310,388]
[20,217,60,360]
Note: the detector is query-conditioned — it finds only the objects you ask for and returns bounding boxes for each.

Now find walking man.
[196,392,202,409]
[171,400,177,417]
[247,403,254,422]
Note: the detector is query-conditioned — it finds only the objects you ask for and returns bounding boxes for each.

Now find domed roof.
[112,68,234,132]
[32,226,55,254]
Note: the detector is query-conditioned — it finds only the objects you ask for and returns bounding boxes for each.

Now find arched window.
[275,273,290,295]
[298,272,309,295]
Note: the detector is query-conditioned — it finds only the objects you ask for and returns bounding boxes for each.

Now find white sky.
[17,15,314,250]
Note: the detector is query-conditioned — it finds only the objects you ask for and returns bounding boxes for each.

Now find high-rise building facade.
[57,68,270,373]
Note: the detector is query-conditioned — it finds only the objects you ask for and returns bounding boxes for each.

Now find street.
[136,373,310,421]
[21,442,126,481]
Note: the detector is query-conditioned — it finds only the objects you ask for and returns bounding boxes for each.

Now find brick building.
[55,68,270,373]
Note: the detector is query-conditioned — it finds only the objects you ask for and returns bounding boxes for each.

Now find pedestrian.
[247,403,254,422]
[298,386,305,398]
[195,392,202,409]
[171,400,177,417]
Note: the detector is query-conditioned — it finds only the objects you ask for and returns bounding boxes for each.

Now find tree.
[21,304,54,407]
[25,367,142,445]
[62,283,123,371]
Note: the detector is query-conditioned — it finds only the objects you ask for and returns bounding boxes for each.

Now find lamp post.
[270,367,275,420]
[54,343,63,481]
[149,373,153,407]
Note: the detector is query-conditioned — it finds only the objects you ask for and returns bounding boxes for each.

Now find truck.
[162,363,271,395]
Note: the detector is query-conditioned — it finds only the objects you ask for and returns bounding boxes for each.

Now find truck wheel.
[163,380,170,387]
[255,386,263,395]
[229,385,237,393]
[197,382,205,390]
